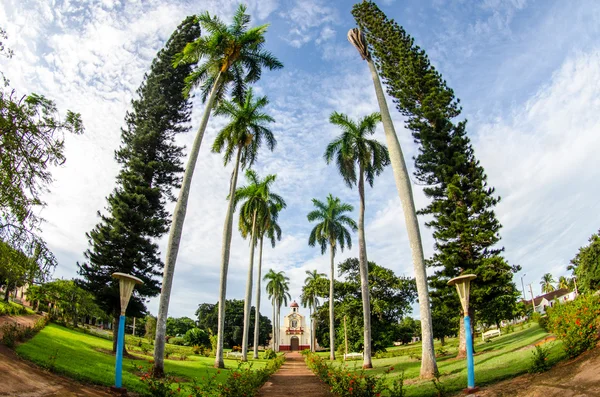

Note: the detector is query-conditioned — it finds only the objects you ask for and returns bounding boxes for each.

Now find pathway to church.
[257,352,333,397]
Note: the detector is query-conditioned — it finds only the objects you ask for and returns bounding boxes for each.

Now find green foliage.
[136,364,179,397]
[1,314,49,347]
[540,273,556,294]
[569,230,600,293]
[431,372,448,397]
[546,294,600,357]
[352,0,519,336]
[263,348,277,359]
[145,315,157,341]
[0,300,34,316]
[166,316,196,337]
[313,258,416,353]
[37,279,103,326]
[529,345,551,373]
[169,337,185,346]
[184,328,209,348]
[307,194,357,255]
[77,16,201,323]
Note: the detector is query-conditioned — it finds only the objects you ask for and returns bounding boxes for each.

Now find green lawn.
[0,300,35,316]
[329,323,566,396]
[16,323,275,395]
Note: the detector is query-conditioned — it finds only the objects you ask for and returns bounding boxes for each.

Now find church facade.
[277,301,311,351]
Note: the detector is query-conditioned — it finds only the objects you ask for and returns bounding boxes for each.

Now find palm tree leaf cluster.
[308,195,357,255]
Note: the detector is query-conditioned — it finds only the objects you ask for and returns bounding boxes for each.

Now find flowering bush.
[304,352,405,397]
[546,294,600,357]
[529,345,551,373]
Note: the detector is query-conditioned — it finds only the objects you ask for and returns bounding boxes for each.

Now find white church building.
[276,301,311,351]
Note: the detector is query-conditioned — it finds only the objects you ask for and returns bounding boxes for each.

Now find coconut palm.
[540,273,556,294]
[325,111,389,368]
[301,269,326,352]
[251,202,283,359]
[234,170,285,361]
[264,269,291,351]
[153,5,282,375]
[348,28,438,377]
[307,194,357,360]
[211,89,276,368]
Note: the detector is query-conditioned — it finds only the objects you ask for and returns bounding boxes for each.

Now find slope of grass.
[16,323,274,395]
[331,323,566,396]
[0,301,36,316]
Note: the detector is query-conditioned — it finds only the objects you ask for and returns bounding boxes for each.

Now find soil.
[473,346,600,397]
[257,352,333,397]
[0,314,42,338]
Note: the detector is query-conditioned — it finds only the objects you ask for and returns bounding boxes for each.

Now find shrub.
[0,301,32,316]
[546,294,600,357]
[192,345,201,355]
[529,345,551,373]
[136,364,180,397]
[232,345,242,352]
[169,337,185,346]
[1,324,20,347]
[184,328,209,347]
[431,372,448,397]
[263,349,277,359]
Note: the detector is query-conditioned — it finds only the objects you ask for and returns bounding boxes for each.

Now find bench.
[344,352,363,361]
[482,329,501,341]
[226,351,243,359]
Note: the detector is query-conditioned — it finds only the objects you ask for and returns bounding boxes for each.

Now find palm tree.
[307,194,357,360]
[252,200,283,359]
[348,28,438,377]
[325,111,389,368]
[153,5,282,375]
[558,276,571,291]
[301,270,326,352]
[540,273,556,294]
[264,269,291,352]
[234,170,285,361]
[211,89,276,368]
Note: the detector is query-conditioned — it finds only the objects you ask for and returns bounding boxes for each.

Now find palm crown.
[540,273,556,293]
[264,269,291,307]
[173,4,283,102]
[301,269,326,309]
[308,194,357,255]
[325,111,389,187]
[212,88,276,168]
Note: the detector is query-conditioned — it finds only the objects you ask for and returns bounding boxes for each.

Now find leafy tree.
[42,279,103,327]
[307,194,357,360]
[145,315,157,341]
[264,269,291,351]
[431,295,459,345]
[210,88,276,368]
[313,258,416,353]
[347,19,437,377]
[154,5,282,374]
[166,316,196,337]
[301,269,326,352]
[394,317,419,345]
[351,1,518,362]
[234,170,285,361]
[558,276,571,291]
[569,230,600,294]
[540,273,556,294]
[78,17,199,355]
[325,111,389,368]
[184,328,210,348]
[193,299,271,348]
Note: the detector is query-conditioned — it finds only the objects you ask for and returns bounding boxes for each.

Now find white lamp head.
[112,272,143,316]
[448,274,477,315]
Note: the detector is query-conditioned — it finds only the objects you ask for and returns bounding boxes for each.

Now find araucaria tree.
[78,17,199,355]
[351,1,518,361]
[212,88,276,368]
[325,111,389,368]
[347,19,437,376]
[307,194,357,360]
[264,269,291,352]
[234,169,285,361]
[153,5,282,375]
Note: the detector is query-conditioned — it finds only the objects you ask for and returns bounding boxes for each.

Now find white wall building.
[276,301,311,351]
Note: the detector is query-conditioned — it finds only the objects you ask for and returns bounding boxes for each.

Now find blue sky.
[1,0,599,321]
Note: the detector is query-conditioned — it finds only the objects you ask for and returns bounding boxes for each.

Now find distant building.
[275,301,311,351]
[524,288,577,314]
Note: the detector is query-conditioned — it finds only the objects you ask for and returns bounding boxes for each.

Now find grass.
[16,323,276,396]
[0,300,36,316]
[328,323,566,396]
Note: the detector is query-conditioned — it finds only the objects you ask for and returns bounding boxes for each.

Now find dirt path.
[474,346,600,397]
[0,314,41,338]
[257,352,333,397]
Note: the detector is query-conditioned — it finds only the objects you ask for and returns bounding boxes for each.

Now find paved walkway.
[257,352,332,397]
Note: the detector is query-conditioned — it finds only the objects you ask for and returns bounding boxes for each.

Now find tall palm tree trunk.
[241,210,258,361]
[312,298,317,352]
[253,237,264,358]
[366,59,437,378]
[329,245,336,361]
[272,297,276,350]
[215,146,243,369]
[357,167,372,368]
[308,306,313,352]
[153,73,224,377]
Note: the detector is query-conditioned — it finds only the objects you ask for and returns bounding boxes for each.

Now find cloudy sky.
[1,0,599,322]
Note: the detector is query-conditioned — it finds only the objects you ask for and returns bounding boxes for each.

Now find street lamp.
[520,273,527,301]
[112,272,143,393]
[448,274,478,394]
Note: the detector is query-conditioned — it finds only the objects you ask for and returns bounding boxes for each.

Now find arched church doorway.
[290,336,299,351]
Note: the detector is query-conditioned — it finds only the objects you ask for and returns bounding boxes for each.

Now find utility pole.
[520,273,527,301]
[528,284,536,314]
[344,315,348,359]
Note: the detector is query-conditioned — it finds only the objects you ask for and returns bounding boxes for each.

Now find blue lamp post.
[112,272,143,393]
[448,274,478,394]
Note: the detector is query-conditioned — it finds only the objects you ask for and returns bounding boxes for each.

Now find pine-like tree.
[352,1,519,358]
[77,17,200,352]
